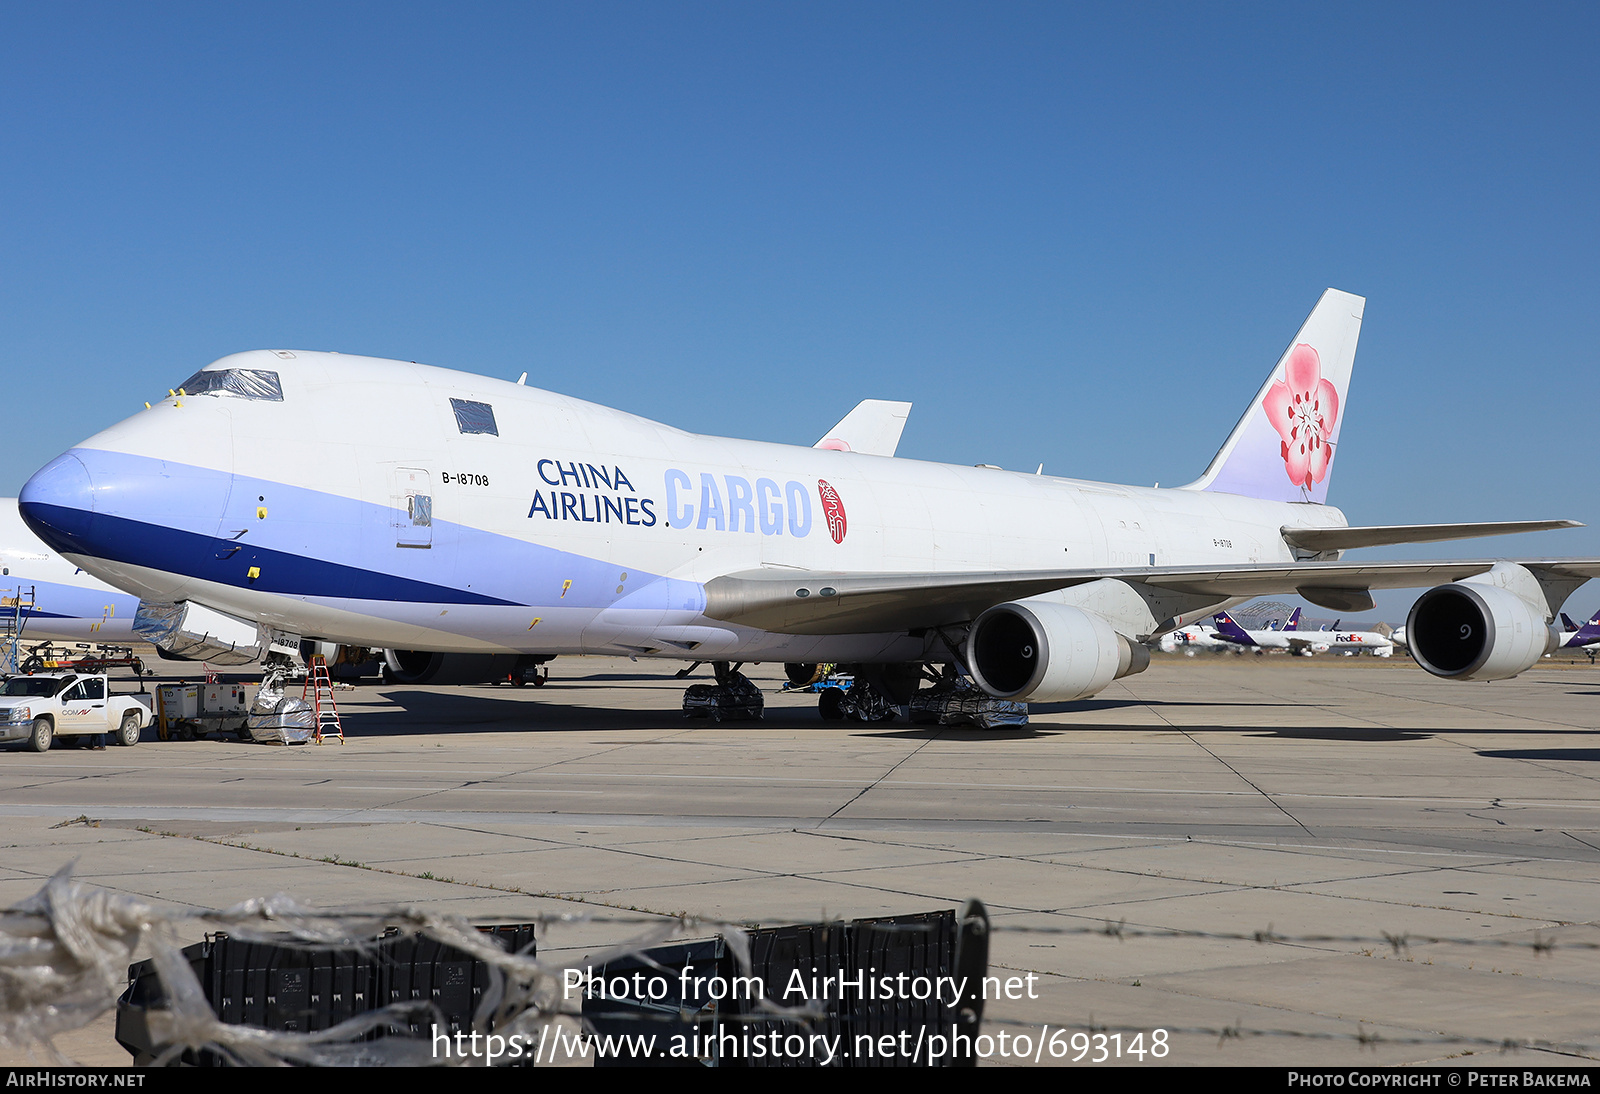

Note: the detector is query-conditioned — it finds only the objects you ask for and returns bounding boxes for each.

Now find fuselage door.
[58,678,104,733]
[394,468,433,549]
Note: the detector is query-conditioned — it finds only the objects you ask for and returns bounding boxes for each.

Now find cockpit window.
[176,368,284,401]
[450,398,498,436]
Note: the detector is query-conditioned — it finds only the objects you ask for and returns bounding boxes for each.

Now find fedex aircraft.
[15,288,1600,718]
[1210,610,1393,656]
[1155,623,1231,654]
[1208,609,1302,651]
[1558,610,1600,651]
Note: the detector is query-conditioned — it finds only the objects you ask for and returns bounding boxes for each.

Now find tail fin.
[1184,288,1365,504]
[1563,612,1579,631]
[1574,610,1600,645]
[1212,612,1256,646]
[1284,607,1303,631]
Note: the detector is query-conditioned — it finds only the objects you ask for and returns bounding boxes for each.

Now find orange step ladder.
[301,655,345,744]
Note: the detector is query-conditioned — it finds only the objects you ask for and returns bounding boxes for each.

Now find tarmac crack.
[1175,730,1317,837]
[816,731,944,826]
[1562,831,1600,853]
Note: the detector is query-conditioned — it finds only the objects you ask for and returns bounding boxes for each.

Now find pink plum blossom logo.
[1263,343,1339,492]
[817,479,847,543]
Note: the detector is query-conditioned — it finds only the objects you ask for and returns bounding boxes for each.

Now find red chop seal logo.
[817,479,847,544]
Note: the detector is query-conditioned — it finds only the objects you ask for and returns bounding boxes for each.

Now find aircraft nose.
[18,452,98,555]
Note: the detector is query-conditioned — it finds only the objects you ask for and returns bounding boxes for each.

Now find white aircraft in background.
[1158,605,1301,653]
[1155,623,1231,653]
[1304,626,1395,657]
[0,498,141,648]
[17,289,1600,720]
[1208,609,1303,651]
[1211,609,1394,656]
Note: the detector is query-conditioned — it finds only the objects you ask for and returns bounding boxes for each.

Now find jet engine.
[1406,580,1559,681]
[966,602,1149,702]
[381,649,547,685]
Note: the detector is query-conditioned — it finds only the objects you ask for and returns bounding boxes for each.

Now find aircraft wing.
[1280,520,1581,552]
[814,399,912,456]
[702,558,1600,636]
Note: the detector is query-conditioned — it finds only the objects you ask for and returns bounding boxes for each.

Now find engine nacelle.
[381,650,543,685]
[1406,581,1559,681]
[966,602,1148,702]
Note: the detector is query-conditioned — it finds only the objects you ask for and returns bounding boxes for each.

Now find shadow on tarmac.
[1476,748,1600,762]
[1248,728,1432,742]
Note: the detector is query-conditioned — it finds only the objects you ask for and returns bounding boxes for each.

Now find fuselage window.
[451,398,498,436]
[174,369,284,401]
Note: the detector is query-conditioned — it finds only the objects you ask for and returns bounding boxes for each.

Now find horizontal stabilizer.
[814,399,912,457]
[1281,520,1582,553]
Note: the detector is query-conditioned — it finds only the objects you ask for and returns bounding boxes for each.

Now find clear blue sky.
[3,3,1595,623]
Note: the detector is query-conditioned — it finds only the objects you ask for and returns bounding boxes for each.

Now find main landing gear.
[681,661,764,722]
[802,662,922,723]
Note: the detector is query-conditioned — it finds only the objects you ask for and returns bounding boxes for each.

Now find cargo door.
[394,468,434,549]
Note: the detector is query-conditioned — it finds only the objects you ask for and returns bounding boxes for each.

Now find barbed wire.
[977,1015,1600,1058]
[3,866,1596,1065]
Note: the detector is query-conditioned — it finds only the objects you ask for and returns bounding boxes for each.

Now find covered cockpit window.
[450,398,498,436]
[176,368,284,401]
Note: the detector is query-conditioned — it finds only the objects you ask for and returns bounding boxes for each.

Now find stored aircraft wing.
[16,288,1600,717]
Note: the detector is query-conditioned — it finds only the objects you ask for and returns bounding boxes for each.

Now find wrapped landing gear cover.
[682,671,764,721]
[909,677,1029,729]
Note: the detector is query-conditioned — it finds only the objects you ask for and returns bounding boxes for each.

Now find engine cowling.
[1406,582,1558,681]
[381,650,544,685]
[966,602,1148,702]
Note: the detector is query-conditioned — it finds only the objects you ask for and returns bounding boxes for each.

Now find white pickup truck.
[0,673,152,751]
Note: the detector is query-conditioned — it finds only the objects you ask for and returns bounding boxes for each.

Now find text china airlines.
[528,459,848,543]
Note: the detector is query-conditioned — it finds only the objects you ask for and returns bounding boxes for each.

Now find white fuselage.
[20,351,1348,662]
[1307,630,1394,655]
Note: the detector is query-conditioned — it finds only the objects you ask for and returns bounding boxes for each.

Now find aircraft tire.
[818,689,845,721]
[29,717,53,753]
[116,714,140,747]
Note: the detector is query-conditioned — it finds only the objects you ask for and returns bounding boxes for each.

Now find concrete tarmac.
[3,653,1598,1067]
